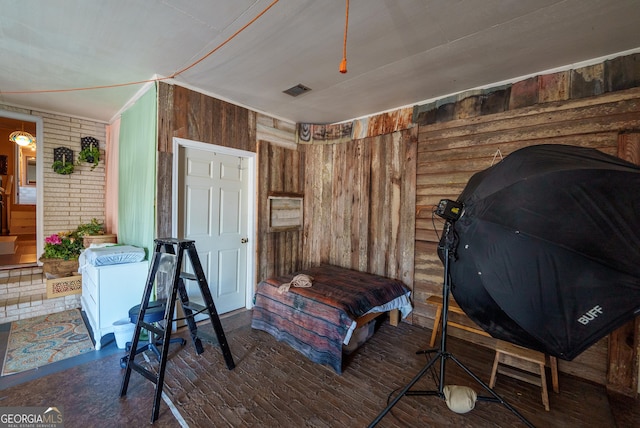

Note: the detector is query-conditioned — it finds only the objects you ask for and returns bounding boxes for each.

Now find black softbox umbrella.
[441,144,640,360]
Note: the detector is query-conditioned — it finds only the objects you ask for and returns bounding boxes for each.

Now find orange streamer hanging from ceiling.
[339,0,349,74]
[1,0,281,95]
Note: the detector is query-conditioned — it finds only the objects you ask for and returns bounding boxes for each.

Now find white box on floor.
[81,261,148,350]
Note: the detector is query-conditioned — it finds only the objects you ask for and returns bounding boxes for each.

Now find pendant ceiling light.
[9,125,36,147]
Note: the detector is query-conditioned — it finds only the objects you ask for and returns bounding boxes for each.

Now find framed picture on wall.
[268,196,303,231]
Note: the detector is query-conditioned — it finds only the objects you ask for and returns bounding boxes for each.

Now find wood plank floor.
[0,310,637,427]
[0,233,37,269]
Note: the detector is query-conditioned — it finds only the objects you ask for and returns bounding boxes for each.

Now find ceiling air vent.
[283,84,312,97]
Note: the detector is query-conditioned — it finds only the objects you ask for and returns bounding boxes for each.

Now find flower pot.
[39,257,80,279]
[82,234,117,248]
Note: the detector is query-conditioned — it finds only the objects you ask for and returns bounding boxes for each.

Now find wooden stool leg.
[550,356,559,393]
[389,309,400,326]
[489,351,501,388]
[429,305,443,348]
[539,362,550,411]
[492,341,556,411]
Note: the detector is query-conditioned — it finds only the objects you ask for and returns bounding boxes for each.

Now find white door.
[181,146,249,314]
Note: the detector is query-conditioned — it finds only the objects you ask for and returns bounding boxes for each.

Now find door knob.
[241,238,248,244]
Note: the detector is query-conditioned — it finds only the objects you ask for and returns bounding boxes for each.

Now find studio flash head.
[436,199,464,222]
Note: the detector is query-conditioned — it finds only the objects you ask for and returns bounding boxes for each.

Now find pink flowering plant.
[42,231,83,260]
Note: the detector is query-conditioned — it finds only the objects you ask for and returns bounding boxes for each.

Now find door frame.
[171,137,256,310]
[0,109,43,261]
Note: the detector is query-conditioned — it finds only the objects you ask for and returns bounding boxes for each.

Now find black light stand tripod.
[368,221,534,427]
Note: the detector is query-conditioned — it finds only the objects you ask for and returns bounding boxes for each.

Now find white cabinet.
[81,261,148,349]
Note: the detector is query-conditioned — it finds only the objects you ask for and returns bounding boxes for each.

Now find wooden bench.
[490,340,559,411]
[426,294,490,347]
[355,308,399,328]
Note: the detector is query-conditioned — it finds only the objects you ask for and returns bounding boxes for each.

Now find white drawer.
[83,273,98,300]
[84,263,99,285]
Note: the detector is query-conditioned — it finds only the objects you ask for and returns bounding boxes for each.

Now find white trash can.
[112,318,135,349]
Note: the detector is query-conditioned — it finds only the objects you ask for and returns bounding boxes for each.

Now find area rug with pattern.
[2,309,94,376]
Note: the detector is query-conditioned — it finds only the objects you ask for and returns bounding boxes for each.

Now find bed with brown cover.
[251,264,412,373]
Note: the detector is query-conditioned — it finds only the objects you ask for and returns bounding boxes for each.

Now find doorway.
[0,111,43,268]
[172,137,256,314]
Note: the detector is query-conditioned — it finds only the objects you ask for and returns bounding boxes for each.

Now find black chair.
[119,300,186,368]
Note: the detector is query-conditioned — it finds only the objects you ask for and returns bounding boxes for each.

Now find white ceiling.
[1,0,640,125]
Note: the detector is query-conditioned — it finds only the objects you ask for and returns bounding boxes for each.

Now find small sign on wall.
[268,196,303,231]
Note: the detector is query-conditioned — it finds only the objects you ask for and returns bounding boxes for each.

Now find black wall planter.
[53,147,75,175]
[80,136,100,164]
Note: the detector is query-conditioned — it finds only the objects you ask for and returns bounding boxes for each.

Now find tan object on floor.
[489,340,559,411]
[443,385,477,414]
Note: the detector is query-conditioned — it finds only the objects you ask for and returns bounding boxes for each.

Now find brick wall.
[0,104,108,237]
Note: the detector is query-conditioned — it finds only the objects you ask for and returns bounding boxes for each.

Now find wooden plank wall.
[156,82,417,289]
[301,128,417,287]
[414,86,640,385]
[256,141,305,281]
[156,83,254,237]
[609,132,640,396]
[157,83,300,284]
